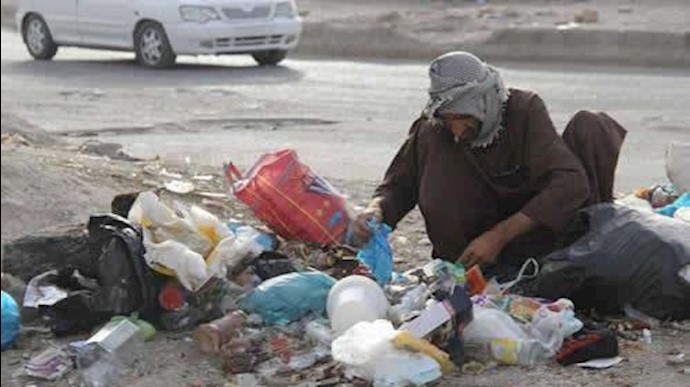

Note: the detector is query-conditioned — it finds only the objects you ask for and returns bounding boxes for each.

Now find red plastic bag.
[225,149,350,245]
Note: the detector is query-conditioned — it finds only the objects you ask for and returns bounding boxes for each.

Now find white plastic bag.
[331,320,441,386]
[529,304,583,357]
[616,194,654,212]
[142,229,207,291]
[129,192,213,256]
[464,307,545,366]
[464,307,530,343]
[666,142,690,193]
[129,191,243,290]
[188,206,233,246]
[205,227,264,279]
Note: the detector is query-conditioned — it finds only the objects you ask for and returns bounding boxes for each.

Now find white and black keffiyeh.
[423,51,509,148]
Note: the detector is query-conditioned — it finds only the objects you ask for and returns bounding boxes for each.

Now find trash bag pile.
[3,147,689,386]
[530,142,690,321]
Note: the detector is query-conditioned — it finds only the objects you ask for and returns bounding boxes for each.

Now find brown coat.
[375,89,595,262]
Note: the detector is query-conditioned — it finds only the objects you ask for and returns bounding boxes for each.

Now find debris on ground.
[2,147,689,386]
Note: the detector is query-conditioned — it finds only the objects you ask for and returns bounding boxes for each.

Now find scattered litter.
[76,319,144,386]
[557,328,619,366]
[8,145,689,385]
[23,345,73,380]
[576,356,624,369]
[641,329,652,345]
[328,275,390,336]
[193,311,247,354]
[556,21,580,30]
[234,373,260,387]
[2,291,20,351]
[1,133,30,146]
[332,320,442,386]
[23,271,69,308]
[226,149,351,245]
[462,361,486,375]
[355,220,393,286]
[164,180,196,194]
[666,142,690,192]
[197,191,229,199]
[667,353,687,365]
[239,272,335,325]
[159,168,183,179]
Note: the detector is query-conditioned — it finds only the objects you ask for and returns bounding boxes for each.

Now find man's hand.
[458,212,537,268]
[351,198,383,244]
[457,229,506,268]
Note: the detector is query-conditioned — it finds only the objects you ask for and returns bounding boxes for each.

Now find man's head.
[438,113,481,141]
[424,51,509,147]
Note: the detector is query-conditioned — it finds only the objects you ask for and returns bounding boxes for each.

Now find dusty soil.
[1,1,689,385]
[2,111,689,387]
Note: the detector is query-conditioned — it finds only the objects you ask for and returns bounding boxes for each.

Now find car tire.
[252,50,287,66]
[22,14,58,60]
[134,22,176,69]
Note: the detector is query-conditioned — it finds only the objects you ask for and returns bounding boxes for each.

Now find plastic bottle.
[192,311,247,354]
[390,283,429,323]
[489,338,544,366]
[76,320,144,387]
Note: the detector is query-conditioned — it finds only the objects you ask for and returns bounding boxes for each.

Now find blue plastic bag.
[2,291,20,350]
[657,192,690,217]
[239,272,335,325]
[356,220,393,286]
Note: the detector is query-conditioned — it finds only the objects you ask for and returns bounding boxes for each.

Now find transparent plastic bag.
[331,320,442,386]
[129,192,212,256]
[142,230,207,291]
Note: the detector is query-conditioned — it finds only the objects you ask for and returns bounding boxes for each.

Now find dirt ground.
[2,111,689,387]
[1,0,689,385]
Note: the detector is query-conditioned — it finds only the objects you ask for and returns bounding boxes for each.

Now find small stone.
[574,9,599,24]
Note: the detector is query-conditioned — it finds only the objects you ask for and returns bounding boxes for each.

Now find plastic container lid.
[327,275,390,336]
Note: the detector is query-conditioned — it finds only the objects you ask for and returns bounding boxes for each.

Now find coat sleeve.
[373,120,422,229]
[519,95,590,232]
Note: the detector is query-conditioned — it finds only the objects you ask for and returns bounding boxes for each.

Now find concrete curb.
[475,28,690,67]
[296,22,690,68]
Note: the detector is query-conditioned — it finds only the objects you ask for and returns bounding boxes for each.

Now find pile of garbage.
[2,147,689,386]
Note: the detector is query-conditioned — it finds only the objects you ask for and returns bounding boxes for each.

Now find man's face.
[439,113,481,141]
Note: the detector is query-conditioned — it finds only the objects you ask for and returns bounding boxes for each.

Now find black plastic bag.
[529,204,690,320]
[43,214,163,335]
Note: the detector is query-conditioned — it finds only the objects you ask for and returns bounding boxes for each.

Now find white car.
[15,0,302,68]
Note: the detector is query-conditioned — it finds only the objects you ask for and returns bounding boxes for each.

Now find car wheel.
[252,50,287,66]
[134,22,176,68]
[22,15,58,60]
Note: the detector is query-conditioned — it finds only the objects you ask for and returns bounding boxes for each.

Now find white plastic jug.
[327,276,390,337]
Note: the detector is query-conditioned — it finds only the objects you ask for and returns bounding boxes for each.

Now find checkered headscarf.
[423,52,509,148]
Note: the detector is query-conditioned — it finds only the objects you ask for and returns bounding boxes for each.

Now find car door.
[31,0,79,44]
[77,0,137,48]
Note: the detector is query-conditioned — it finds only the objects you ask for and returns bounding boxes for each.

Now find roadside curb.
[296,22,690,67]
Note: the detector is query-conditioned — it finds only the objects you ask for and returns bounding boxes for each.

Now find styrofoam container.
[327,275,390,337]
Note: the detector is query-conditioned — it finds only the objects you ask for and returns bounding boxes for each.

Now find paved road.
[2,28,689,192]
